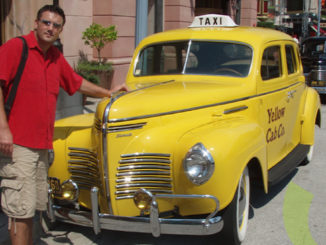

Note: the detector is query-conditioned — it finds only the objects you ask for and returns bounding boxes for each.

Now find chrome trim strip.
[47,189,55,222]
[116,171,170,177]
[68,169,98,176]
[116,177,172,183]
[121,153,171,158]
[68,147,96,154]
[68,160,98,166]
[91,187,100,235]
[109,82,301,123]
[182,40,192,74]
[117,165,170,171]
[107,123,147,132]
[71,178,98,184]
[223,105,248,114]
[150,196,160,237]
[68,165,98,171]
[68,152,97,160]
[70,175,99,182]
[119,159,171,164]
[115,189,173,195]
[116,183,172,189]
[102,92,127,213]
[115,195,136,200]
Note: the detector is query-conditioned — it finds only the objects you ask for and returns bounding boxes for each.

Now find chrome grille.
[115,153,173,200]
[68,147,100,189]
[94,118,101,131]
[94,118,146,132]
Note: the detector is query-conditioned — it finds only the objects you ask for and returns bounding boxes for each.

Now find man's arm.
[0,82,13,156]
[78,79,128,98]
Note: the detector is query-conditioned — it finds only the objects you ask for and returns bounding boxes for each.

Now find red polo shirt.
[0,31,82,149]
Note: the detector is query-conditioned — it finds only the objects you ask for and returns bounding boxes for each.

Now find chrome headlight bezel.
[61,179,79,202]
[183,143,215,185]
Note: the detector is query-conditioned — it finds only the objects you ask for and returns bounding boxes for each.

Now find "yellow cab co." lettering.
[267,106,285,123]
[266,123,285,143]
[266,106,286,143]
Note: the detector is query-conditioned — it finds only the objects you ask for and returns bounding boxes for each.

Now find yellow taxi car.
[47,15,321,244]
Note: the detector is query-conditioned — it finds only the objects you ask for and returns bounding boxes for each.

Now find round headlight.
[61,179,79,202]
[183,143,215,185]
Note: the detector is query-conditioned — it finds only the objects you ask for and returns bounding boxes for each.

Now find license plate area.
[48,177,62,197]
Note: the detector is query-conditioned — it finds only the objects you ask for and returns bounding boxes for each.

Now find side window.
[261,46,282,80]
[285,45,297,74]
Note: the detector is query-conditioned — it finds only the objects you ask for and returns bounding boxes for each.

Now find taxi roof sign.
[189,14,238,28]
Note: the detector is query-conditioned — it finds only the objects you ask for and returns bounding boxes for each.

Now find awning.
[310,24,326,34]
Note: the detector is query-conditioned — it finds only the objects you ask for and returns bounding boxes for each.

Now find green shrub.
[76,51,112,85]
[82,23,117,64]
[257,21,275,29]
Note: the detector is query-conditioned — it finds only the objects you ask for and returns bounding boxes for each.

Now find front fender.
[49,114,96,209]
[176,118,267,214]
[301,87,321,145]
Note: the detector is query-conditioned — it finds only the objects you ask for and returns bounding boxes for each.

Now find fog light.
[61,179,79,202]
[133,188,153,211]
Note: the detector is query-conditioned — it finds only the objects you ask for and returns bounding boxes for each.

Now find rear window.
[261,46,282,80]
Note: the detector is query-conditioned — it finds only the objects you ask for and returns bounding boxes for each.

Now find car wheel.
[301,145,314,166]
[221,166,250,245]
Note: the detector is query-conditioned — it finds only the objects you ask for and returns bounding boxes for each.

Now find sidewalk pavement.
[83,97,102,114]
[0,211,47,245]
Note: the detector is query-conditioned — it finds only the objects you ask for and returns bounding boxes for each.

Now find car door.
[282,43,306,150]
[257,43,294,169]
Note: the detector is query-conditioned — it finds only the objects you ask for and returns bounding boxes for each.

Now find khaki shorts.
[0,144,49,219]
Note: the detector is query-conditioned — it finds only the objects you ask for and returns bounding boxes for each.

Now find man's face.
[34,11,64,45]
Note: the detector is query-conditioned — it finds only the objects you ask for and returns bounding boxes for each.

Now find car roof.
[138,26,294,48]
[302,36,326,43]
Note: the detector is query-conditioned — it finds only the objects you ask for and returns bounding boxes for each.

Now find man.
[0,5,127,245]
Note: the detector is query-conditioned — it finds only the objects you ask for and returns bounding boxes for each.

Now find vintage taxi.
[47,15,321,244]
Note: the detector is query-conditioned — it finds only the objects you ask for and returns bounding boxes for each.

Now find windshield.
[134,41,252,77]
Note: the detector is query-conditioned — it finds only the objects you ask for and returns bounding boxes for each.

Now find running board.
[268,144,310,186]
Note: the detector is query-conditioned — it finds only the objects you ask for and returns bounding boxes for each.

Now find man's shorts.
[0,144,49,219]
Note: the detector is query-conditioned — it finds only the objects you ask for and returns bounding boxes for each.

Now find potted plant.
[76,23,117,89]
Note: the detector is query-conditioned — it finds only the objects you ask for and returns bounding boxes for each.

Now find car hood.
[107,79,254,122]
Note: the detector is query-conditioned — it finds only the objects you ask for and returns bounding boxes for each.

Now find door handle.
[287,90,296,102]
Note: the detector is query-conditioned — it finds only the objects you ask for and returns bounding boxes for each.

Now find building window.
[148,0,163,35]
[257,0,269,15]
[287,0,303,12]
[195,0,226,16]
[196,0,221,8]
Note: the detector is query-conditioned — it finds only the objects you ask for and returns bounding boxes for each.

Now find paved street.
[1,101,325,245]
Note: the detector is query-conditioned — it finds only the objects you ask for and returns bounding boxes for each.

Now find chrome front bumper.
[47,187,223,237]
